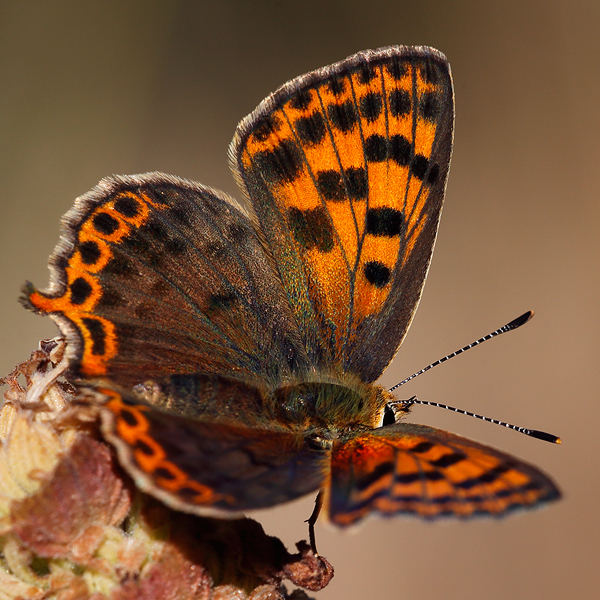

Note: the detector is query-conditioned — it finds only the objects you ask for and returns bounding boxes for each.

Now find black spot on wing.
[145,219,167,241]
[135,438,155,456]
[357,63,377,84]
[365,134,388,162]
[364,134,413,168]
[317,170,345,201]
[417,59,440,84]
[169,205,190,225]
[431,452,467,468]
[295,112,326,145]
[252,140,303,185]
[410,154,430,180]
[253,114,282,141]
[113,195,140,218]
[289,88,313,110]
[177,485,208,501]
[386,57,408,80]
[356,462,394,491]
[316,168,368,201]
[389,89,411,117]
[396,470,444,484]
[154,467,177,481]
[390,135,412,166]
[103,254,134,277]
[93,212,119,235]
[119,407,140,427]
[327,76,346,96]
[288,207,334,252]
[364,262,391,288]
[82,317,106,355]
[345,167,368,200]
[364,135,439,185]
[456,464,511,490]
[427,163,440,184]
[70,277,92,305]
[419,91,441,121]
[78,241,101,265]
[359,92,383,123]
[227,222,250,243]
[479,463,511,482]
[146,186,174,205]
[410,441,435,454]
[328,101,357,132]
[366,207,404,237]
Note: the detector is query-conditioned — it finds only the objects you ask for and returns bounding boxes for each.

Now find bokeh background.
[1,1,598,599]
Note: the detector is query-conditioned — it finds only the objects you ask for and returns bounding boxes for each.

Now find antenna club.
[508,310,534,329]
[399,398,561,444]
[529,429,561,444]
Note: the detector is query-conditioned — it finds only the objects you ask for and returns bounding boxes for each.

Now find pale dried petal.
[0,570,44,600]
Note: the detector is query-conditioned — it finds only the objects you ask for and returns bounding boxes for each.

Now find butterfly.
[23,45,560,530]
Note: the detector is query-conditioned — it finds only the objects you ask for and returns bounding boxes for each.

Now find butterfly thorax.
[268,381,393,435]
[134,373,396,435]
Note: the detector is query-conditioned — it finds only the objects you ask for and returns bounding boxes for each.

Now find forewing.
[98,386,327,515]
[326,422,560,527]
[231,46,454,380]
[24,173,309,387]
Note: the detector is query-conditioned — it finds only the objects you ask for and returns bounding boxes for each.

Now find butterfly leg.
[306,492,323,555]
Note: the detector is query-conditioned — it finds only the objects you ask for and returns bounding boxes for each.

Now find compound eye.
[382,404,396,426]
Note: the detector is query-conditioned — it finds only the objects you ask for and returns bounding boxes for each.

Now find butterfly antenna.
[391,396,561,444]
[389,311,534,392]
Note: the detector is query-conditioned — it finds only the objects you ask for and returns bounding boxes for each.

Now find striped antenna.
[387,311,561,444]
[389,311,534,392]
[390,396,561,444]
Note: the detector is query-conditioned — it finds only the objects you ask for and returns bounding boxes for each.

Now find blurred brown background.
[1,1,598,598]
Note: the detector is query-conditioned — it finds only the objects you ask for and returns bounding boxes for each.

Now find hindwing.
[327,423,560,526]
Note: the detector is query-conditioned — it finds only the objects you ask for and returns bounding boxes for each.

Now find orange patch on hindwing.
[103,390,233,507]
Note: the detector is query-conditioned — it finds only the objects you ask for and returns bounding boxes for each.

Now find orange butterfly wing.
[232,46,454,380]
[326,423,561,527]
